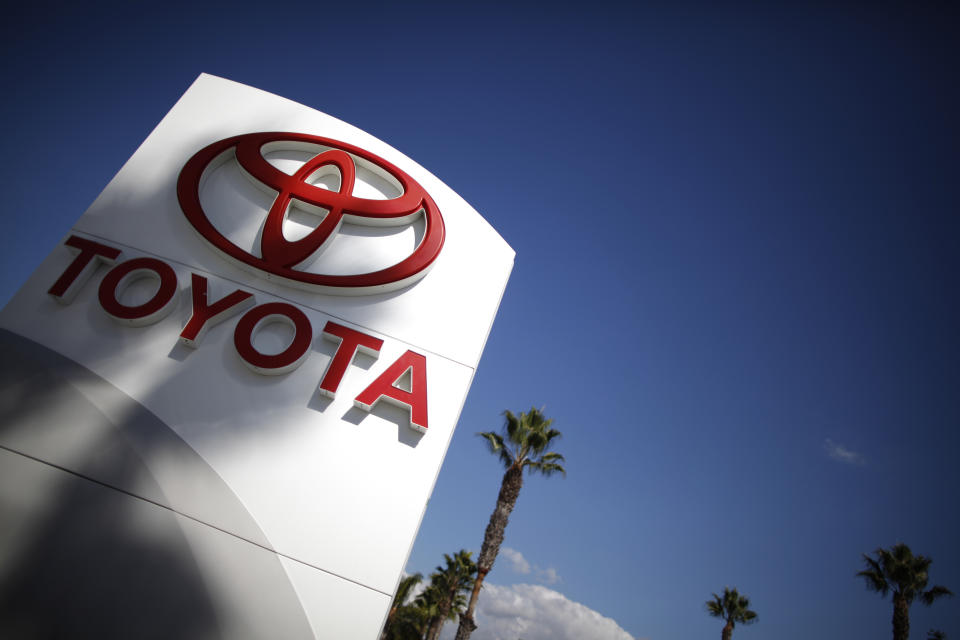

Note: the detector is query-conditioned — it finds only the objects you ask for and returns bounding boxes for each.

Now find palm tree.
[414,586,443,640]
[385,601,431,640]
[706,587,758,640]
[424,550,477,640]
[857,543,953,640]
[381,573,422,640]
[454,407,565,640]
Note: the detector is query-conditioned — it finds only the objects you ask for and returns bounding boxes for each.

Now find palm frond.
[478,431,514,468]
[857,569,888,596]
[706,594,724,617]
[478,431,504,453]
[526,460,566,477]
[858,552,890,596]
[503,410,522,445]
[393,573,423,608]
[526,429,547,453]
[921,585,954,606]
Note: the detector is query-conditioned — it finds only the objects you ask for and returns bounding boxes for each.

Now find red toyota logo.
[177,132,444,294]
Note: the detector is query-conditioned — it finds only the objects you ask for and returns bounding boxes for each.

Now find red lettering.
[317,322,384,399]
[354,350,428,432]
[234,303,312,375]
[98,258,179,326]
[180,274,255,347]
[48,235,122,304]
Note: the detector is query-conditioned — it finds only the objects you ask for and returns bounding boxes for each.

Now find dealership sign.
[0,75,514,638]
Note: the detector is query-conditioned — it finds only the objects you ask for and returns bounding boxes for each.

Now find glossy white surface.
[72,74,514,369]
[0,74,514,636]
[0,449,388,639]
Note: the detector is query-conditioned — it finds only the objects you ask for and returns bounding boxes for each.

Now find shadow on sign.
[341,404,424,448]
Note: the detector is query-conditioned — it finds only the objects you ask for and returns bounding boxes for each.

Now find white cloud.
[500,547,531,574]
[536,566,561,585]
[440,583,635,640]
[499,547,560,584]
[407,574,426,602]
[824,438,866,465]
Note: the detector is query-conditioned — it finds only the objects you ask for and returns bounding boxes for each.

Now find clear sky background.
[2,3,958,640]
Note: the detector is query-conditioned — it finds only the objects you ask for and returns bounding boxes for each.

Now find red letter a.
[354,350,428,433]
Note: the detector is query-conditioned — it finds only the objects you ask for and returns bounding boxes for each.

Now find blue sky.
[2,3,958,639]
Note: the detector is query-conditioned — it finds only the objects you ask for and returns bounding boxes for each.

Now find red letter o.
[234,303,313,375]
[98,258,179,326]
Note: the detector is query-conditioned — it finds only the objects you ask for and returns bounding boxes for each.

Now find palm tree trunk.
[380,606,397,640]
[426,597,451,640]
[454,464,524,640]
[892,593,909,640]
[454,567,484,640]
[721,619,734,640]
[426,617,440,640]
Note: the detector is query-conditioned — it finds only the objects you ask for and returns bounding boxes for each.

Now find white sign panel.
[0,74,514,638]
